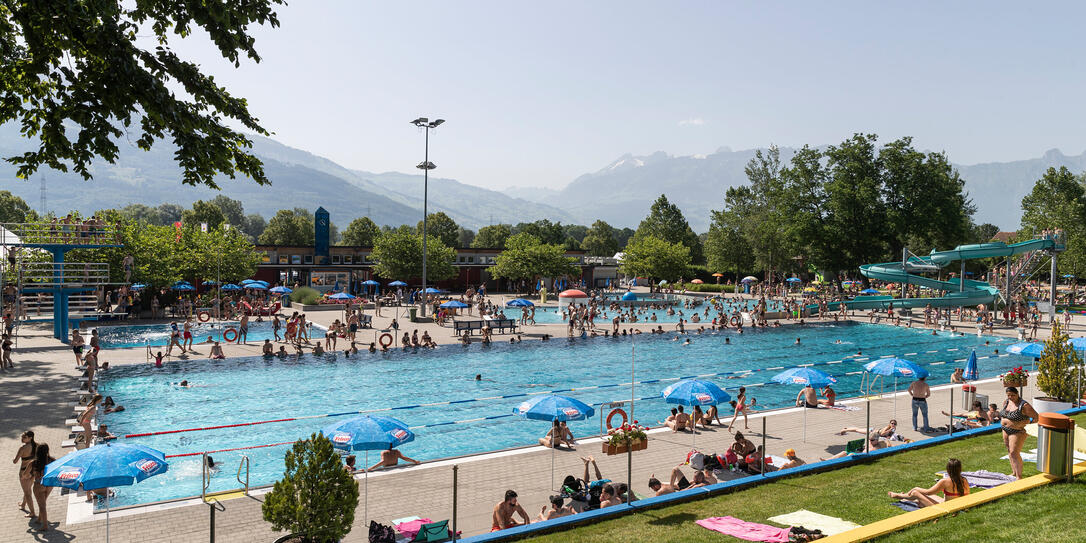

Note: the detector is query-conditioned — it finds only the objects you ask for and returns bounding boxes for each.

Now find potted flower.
[1034,322,1084,412]
[603,421,648,455]
[1000,366,1029,388]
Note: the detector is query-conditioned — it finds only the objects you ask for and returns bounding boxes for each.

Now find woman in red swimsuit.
[887,458,969,506]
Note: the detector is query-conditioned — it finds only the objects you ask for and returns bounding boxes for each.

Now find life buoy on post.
[730,316,739,326]
[197,311,211,323]
[222,327,238,343]
[379,332,394,348]
[606,408,628,431]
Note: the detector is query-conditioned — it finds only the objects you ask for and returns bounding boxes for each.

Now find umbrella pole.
[106,489,111,543]
[364,451,369,528]
[551,428,556,492]
[802,404,807,443]
[894,376,898,420]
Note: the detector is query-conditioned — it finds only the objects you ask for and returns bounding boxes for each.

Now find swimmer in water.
[475,374,482,381]
[682,338,691,345]
[795,338,801,345]
[178,380,191,388]
[835,340,842,344]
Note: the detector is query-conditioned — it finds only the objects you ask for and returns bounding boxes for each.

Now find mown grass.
[523,414,1086,543]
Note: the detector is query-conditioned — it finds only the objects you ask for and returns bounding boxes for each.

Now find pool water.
[93,321,325,349]
[530,298,789,324]
[99,322,1018,507]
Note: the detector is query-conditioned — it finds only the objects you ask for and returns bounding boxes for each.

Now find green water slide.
[822,238,1061,311]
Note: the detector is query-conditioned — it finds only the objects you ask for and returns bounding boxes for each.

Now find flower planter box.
[1002,377,1028,388]
[602,439,647,456]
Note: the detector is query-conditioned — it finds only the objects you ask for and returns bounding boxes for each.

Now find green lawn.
[523,414,1086,543]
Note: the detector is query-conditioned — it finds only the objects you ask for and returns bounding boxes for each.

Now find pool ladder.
[200,453,250,503]
[236,455,250,495]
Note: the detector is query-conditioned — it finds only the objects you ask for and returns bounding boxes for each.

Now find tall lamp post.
[410,117,444,317]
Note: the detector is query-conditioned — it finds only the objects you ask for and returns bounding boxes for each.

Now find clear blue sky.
[167,1,1086,190]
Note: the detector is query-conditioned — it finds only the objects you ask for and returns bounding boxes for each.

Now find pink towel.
[394,518,433,539]
[696,516,791,542]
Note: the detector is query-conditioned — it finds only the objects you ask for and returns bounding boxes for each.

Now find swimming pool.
[93,321,326,349]
[529,298,789,324]
[98,322,1018,507]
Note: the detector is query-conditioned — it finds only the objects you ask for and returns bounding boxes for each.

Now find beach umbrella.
[423,287,444,294]
[201,280,218,286]
[514,395,595,490]
[251,280,269,287]
[803,287,817,293]
[439,300,468,309]
[661,379,731,449]
[269,286,292,294]
[741,276,758,283]
[388,280,408,287]
[220,283,241,291]
[506,298,535,307]
[771,368,837,442]
[786,277,802,283]
[860,288,880,294]
[362,280,380,286]
[329,292,355,300]
[130,283,147,290]
[42,443,168,542]
[171,284,195,291]
[691,279,704,284]
[246,283,267,290]
[963,350,979,381]
[1067,337,1086,351]
[239,279,256,285]
[321,415,414,527]
[1006,342,1044,358]
[864,357,928,419]
[658,280,668,286]
[712,273,724,277]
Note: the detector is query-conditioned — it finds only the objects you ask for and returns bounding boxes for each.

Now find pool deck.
[1,292,1077,542]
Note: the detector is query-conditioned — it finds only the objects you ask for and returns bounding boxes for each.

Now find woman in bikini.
[13,431,37,517]
[888,457,969,506]
[727,387,749,432]
[79,395,102,446]
[1000,387,1038,479]
[30,443,55,531]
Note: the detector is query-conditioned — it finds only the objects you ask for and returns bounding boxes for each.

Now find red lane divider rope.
[125,418,299,438]
[165,440,298,458]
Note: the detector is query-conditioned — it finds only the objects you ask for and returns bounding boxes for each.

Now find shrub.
[290,286,322,306]
[262,433,359,543]
[677,283,736,293]
[1037,322,1083,401]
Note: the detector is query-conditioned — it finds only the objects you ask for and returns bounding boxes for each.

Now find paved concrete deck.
[0,292,1077,542]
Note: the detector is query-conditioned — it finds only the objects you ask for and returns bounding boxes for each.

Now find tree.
[562,224,588,243]
[0,1,283,188]
[0,191,37,223]
[340,217,381,247]
[488,233,581,283]
[1037,322,1083,401]
[262,433,359,542]
[1021,167,1086,277]
[473,224,512,249]
[619,236,691,282]
[457,227,476,248]
[705,209,754,280]
[259,209,314,246]
[181,200,227,231]
[157,203,184,226]
[417,212,460,248]
[243,213,266,241]
[370,229,456,282]
[615,227,636,250]
[117,204,163,225]
[972,222,1001,243]
[513,219,565,245]
[632,195,703,263]
[581,220,619,257]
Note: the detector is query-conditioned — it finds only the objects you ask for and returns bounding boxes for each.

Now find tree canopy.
[581,220,620,257]
[488,233,580,282]
[512,219,566,245]
[340,217,381,247]
[619,235,691,282]
[632,195,703,263]
[370,228,456,282]
[417,212,460,248]
[0,190,37,223]
[1021,166,1086,276]
[259,209,315,246]
[473,224,512,249]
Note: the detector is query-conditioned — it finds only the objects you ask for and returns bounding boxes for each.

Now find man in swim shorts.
[492,490,530,531]
[796,384,818,408]
[262,339,273,355]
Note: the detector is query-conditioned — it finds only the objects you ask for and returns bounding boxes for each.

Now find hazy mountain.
[500,186,562,204]
[549,147,1086,232]
[0,126,576,230]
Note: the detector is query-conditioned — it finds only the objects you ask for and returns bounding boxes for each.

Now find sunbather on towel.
[648,465,716,495]
[837,420,897,438]
[821,432,894,460]
[887,458,970,507]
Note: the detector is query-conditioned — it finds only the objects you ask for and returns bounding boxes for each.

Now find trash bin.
[975,393,989,412]
[961,385,977,409]
[409,307,417,322]
[1036,412,1076,477]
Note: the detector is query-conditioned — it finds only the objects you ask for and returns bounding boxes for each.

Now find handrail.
[201,452,210,502]
[236,455,250,495]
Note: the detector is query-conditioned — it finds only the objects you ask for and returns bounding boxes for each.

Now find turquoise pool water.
[99,322,1018,507]
[93,321,325,349]
[531,298,788,324]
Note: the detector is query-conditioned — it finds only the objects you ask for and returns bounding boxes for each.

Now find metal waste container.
[1036,412,1076,478]
[409,307,417,322]
[961,385,976,409]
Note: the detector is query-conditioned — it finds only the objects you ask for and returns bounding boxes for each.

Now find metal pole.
[761,417,766,477]
[865,396,871,453]
[452,464,458,541]
[421,126,429,318]
[627,334,634,505]
[949,387,954,436]
[209,501,215,543]
[960,260,965,292]
[1050,254,1058,323]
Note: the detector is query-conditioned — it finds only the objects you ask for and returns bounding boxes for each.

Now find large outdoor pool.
[98,321,1019,507]
[530,298,789,324]
[93,321,326,349]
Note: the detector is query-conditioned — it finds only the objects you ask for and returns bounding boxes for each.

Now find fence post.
[761,417,766,476]
[865,396,871,453]
[452,464,458,541]
[949,386,954,436]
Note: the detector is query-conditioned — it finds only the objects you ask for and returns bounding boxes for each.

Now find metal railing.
[0,222,119,246]
[236,455,250,496]
[18,262,111,286]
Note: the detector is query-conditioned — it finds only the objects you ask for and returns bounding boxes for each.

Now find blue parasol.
[506,298,535,307]
[963,350,979,381]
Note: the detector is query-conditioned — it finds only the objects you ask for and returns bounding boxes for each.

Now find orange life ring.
[379,332,394,348]
[197,311,211,323]
[730,316,739,326]
[222,327,238,342]
[606,408,628,431]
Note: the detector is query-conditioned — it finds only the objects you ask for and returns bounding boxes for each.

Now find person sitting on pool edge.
[779,448,805,469]
[367,444,420,471]
[262,339,273,356]
[818,385,836,407]
[492,489,530,531]
[795,384,818,408]
[208,341,225,360]
[539,421,576,449]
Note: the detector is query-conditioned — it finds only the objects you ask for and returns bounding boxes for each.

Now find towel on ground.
[1002,448,1086,463]
[823,405,860,411]
[766,510,861,536]
[696,516,791,542]
[394,518,432,540]
[891,500,920,512]
[936,469,1016,489]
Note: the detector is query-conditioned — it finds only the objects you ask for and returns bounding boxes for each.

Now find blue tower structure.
[1,223,122,342]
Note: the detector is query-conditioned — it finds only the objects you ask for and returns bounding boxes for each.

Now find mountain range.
[2,122,1084,233]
